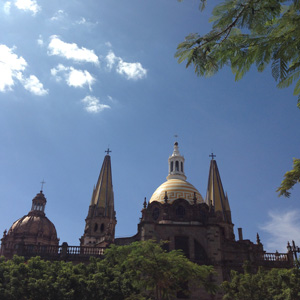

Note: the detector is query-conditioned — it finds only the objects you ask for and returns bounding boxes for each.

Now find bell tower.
[80,149,116,247]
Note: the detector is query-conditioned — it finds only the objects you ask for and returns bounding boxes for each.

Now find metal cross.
[209,153,216,160]
[40,179,46,191]
[105,148,112,155]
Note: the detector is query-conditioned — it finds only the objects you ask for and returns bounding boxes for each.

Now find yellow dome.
[149,179,204,204]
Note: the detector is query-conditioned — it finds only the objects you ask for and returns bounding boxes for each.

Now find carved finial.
[256,233,261,244]
[143,197,147,209]
[164,191,168,204]
[3,229,7,237]
[193,192,197,205]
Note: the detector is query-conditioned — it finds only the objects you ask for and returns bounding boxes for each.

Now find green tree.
[222,266,300,300]
[176,0,300,196]
[102,240,216,300]
[0,241,216,300]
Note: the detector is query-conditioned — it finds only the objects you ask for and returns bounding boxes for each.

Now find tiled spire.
[90,151,114,218]
[205,155,231,222]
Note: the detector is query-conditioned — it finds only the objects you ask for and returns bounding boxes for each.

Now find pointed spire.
[90,152,114,217]
[166,141,187,181]
[205,155,231,222]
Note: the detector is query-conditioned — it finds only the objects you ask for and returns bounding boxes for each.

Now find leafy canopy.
[0,241,216,300]
[176,0,300,197]
[222,265,300,300]
[176,0,300,108]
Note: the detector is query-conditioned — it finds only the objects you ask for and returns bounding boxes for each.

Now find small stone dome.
[149,179,204,204]
[8,214,58,242]
[4,191,59,246]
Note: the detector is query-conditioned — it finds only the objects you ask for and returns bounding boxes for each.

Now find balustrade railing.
[263,253,289,261]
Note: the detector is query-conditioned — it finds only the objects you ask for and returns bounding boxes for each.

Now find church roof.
[205,157,231,220]
[149,179,203,204]
[90,153,114,217]
[149,142,204,204]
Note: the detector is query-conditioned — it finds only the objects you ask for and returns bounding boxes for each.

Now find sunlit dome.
[149,142,204,204]
[149,179,204,204]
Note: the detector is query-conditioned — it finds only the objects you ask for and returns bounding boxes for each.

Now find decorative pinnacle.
[143,197,147,209]
[105,148,112,155]
[164,191,168,204]
[256,233,261,244]
[193,192,197,205]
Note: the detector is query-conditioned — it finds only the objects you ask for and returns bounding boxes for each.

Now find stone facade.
[0,143,294,300]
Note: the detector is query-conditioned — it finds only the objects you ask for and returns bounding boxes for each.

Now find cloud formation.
[0,44,47,96]
[51,64,95,90]
[48,36,99,65]
[3,1,11,14]
[260,209,300,252]
[50,10,66,21]
[105,50,147,80]
[14,0,41,15]
[22,75,48,95]
[81,95,110,113]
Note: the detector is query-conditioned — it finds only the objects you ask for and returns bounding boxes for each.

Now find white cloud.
[0,44,27,91]
[51,64,95,90]
[22,75,48,95]
[67,69,95,90]
[37,34,44,46]
[260,209,300,252]
[14,0,41,15]
[0,44,47,96]
[105,51,118,70]
[3,1,11,14]
[81,95,110,113]
[76,17,86,25]
[48,36,99,65]
[50,10,66,21]
[105,50,147,80]
[117,60,147,80]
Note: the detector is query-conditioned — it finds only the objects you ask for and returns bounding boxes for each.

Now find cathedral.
[0,141,293,299]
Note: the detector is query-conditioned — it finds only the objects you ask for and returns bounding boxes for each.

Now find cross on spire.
[40,179,46,191]
[209,153,216,160]
[105,148,112,155]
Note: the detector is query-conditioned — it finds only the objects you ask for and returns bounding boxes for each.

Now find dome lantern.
[166,142,186,181]
[30,191,47,215]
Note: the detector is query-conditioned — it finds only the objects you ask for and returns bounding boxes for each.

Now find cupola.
[166,142,187,181]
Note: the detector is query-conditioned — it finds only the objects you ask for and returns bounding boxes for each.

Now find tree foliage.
[176,0,300,196]
[0,240,216,300]
[277,158,300,197]
[222,266,300,300]
[176,0,300,108]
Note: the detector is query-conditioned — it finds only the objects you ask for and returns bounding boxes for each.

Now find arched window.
[175,161,179,171]
[171,161,173,172]
[100,223,105,233]
[181,161,183,172]
[94,223,98,232]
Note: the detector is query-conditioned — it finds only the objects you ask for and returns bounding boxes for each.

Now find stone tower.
[80,150,116,247]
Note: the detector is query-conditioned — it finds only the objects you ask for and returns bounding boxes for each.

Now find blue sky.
[0,0,299,253]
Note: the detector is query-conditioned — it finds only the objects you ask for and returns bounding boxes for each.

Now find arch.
[94,223,98,232]
[100,223,105,233]
[170,161,174,172]
[175,161,179,171]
